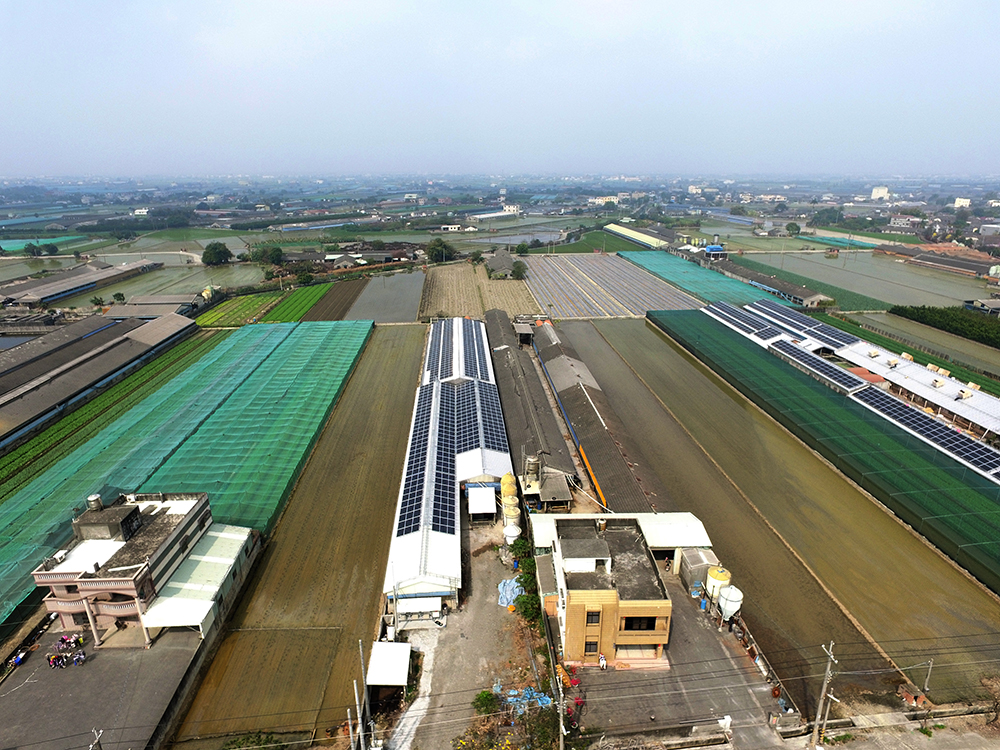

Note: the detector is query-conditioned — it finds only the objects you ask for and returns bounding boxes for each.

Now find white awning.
[468,486,497,515]
[395,596,442,614]
[367,641,412,686]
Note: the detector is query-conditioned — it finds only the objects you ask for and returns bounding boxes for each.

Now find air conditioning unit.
[968,382,982,391]
[926,363,939,372]
[958,389,973,400]
[939,369,951,378]
[901,352,914,361]
[932,378,946,388]
[888,358,899,368]
[869,350,880,358]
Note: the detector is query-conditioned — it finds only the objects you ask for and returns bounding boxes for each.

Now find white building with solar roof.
[384,318,514,623]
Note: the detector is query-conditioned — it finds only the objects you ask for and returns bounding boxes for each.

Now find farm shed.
[384,318,513,619]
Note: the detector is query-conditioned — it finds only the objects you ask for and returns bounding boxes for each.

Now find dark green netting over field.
[0,321,372,623]
[648,309,1000,594]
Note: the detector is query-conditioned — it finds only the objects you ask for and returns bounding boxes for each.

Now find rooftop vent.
[968,382,982,391]
[888,358,899,368]
[927,363,939,372]
[869,350,880,358]
[933,378,946,388]
[86,494,103,512]
[902,352,914,361]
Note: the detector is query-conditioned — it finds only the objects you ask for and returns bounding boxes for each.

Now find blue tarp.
[497,578,524,607]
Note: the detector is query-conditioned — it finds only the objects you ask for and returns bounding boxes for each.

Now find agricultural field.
[260,284,332,322]
[300,277,368,321]
[729,255,888,311]
[592,316,1000,703]
[524,254,699,317]
[196,291,288,327]
[746,250,990,307]
[345,269,425,322]
[175,325,427,740]
[419,263,539,319]
[0,331,224,501]
[545,229,642,255]
[0,256,78,284]
[55,265,266,309]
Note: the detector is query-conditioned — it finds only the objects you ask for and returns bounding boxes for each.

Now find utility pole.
[354,679,366,750]
[348,708,356,750]
[89,729,104,750]
[820,690,839,744]
[924,658,934,694]
[359,639,370,732]
[809,642,837,749]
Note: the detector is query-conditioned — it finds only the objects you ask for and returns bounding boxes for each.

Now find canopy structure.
[367,641,412,686]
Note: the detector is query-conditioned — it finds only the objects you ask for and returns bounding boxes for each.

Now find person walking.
[599,653,607,670]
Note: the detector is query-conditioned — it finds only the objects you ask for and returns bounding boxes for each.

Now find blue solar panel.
[705,304,756,334]
[473,320,490,381]
[853,387,1000,475]
[808,328,852,349]
[433,382,457,533]
[771,339,867,392]
[397,385,433,536]
[713,301,771,332]
[751,299,819,331]
[462,318,479,380]
[426,322,443,379]
[753,327,782,341]
[440,320,454,380]
[478,381,509,453]
[455,380,480,452]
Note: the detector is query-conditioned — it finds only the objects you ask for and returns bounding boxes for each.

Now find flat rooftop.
[558,517,666,601]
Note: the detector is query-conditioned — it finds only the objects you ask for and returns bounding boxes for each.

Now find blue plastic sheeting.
[492,682,553,714]
[497,578,525,607]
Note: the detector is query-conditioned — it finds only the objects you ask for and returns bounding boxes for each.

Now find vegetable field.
[300,278,368,321]
[196,292,288,327]
[0,331,226,501]
[261,284,332,322]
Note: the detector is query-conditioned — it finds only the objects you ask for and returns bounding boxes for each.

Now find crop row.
[0,331,229,502]
[197,292,288,327]
[261,284,332,323]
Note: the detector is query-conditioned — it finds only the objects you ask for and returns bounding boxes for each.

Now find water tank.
[504,524,521,545]
[501,472,516,487]
[718,586,744,620]
[501,495,519,509]
[706,566,732,600]
[596,518,607,533]
[502,483,518,497]
[525,456,541,481]
[86,494,103,512]
[503,507,521,526]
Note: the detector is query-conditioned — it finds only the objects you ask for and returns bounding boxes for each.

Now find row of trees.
[890,305,1000,350]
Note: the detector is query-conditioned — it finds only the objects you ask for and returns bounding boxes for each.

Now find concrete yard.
[1,625,201,750]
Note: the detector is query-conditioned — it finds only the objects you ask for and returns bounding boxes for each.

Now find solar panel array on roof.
[397,385,433,536]
[462,318,480,380]
[748,299,859,348]
[704,301,772,335]
[753,327,783,341]
[770,339,868,392]
[455,380,479,453]
[852,387,1000,476]
[474,320,489,380]
[433,383,457,533]
[440,324,454,379]
[426,321,443,380]
[478,381,509,453]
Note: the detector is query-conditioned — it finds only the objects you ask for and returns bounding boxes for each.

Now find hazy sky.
[3,0,999,177]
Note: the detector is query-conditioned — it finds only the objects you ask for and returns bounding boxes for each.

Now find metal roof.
[838,341,1000,434]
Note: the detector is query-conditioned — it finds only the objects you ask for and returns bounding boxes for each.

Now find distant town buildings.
[955,197,972,209]
[871,186,890,200]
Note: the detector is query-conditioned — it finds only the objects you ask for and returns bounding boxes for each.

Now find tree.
[469,249,483,264]
[22,242,42,257]
[511,260,527,280]
[515,242,529,256]
[90,296,105,307]
[425,237,456,263]
[201,241,233,266]
[785,222,801,236]
[369,239,385,252]
[42,243,59,256]
[808,207,844,227]
[472,690,500,716]
[296,271,314,286]
[775,202,788,213]
[72,250,81,260]
[112,292,126,304]
[528,239,543,249]
[729,206,748,216]
[266,246,283,265]
[0,245,6,257]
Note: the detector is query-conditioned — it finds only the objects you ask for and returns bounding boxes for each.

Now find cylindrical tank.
[504,524,521,545]
[87,494,103,512]
[501,472,516,487]
[501,495,519,509]
[718,586,744,620]
[502,484,518,497]
[706,566,732,600]
[503,507,521,526]
[525,456,541,482]
[596,518,607,533]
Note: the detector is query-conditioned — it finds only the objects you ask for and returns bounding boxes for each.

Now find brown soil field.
[560,320,891,716]
[173,324,427,742]
[590,318,1000,705]
[418,263,539,319]
[300,277,369,321]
